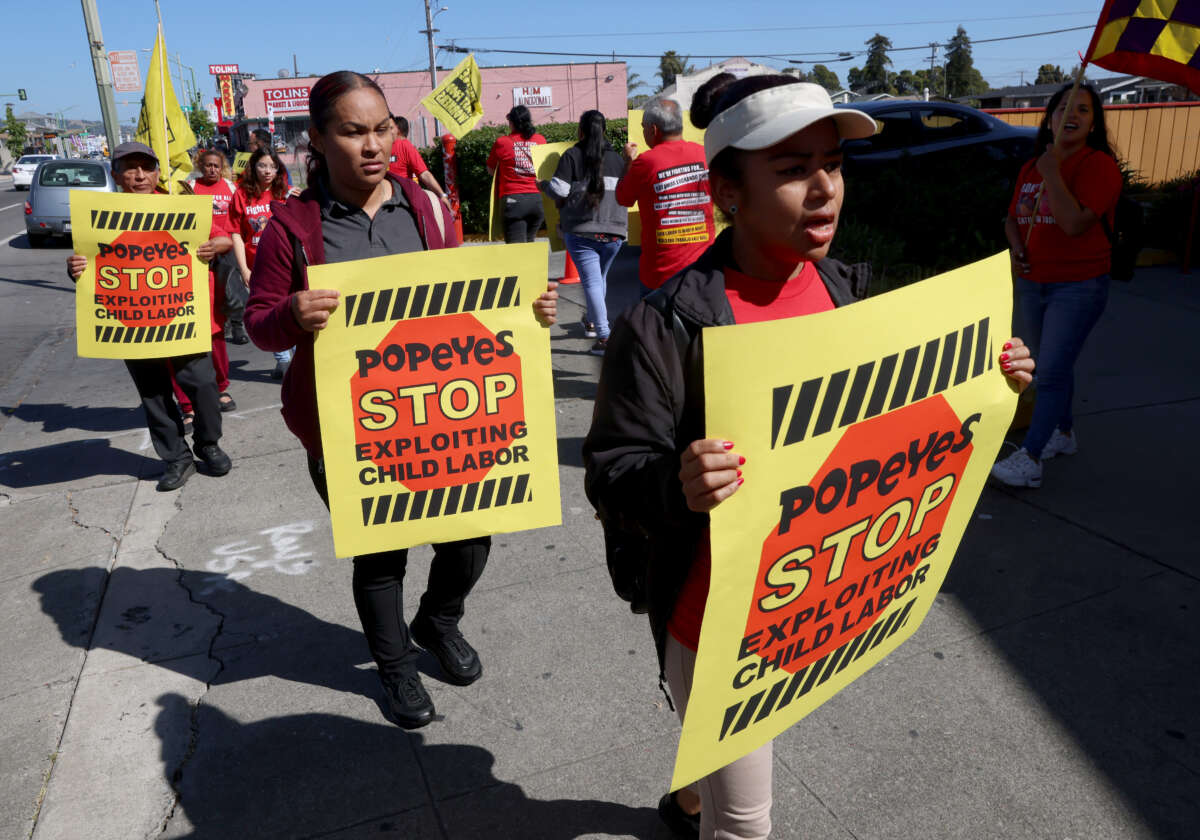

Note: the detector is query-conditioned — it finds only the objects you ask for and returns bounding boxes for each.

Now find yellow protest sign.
[672,253,1016,790]
[422,54,484,139]
[311,243,561,557]
[628,109,706,145]
[71,191,213,360]
[233,152,251,178]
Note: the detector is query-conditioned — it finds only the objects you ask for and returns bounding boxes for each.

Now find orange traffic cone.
[560,251,581,284]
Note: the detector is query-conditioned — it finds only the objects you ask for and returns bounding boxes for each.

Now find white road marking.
[0,202,25,212]
[0,232,22,247]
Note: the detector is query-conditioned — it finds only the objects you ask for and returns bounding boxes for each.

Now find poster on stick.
[71,192,212,360]
[312,243,561,557]
[671,253,1017,790]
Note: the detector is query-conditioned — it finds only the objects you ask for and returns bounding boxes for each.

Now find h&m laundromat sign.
[512,86,552,108]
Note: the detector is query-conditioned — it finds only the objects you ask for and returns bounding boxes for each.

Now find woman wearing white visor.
[584,74,1034,839]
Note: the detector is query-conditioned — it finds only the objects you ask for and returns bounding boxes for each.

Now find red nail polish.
[1002,362,1012,370]
[999,353,1009,362]
[738,455,746,465]
[1003,341,1013,351]
[736,469,742,478]
[736,477,744,486]
[722,441,735,450]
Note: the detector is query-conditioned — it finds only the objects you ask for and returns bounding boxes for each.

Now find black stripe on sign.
[910,339,940,402]
[129,212,143,231]
[183,213,196,230]
[92,210,105,227]
[729,689,765,737]
[408,285,428,319]
[372,495,393,525]
[95,325,104,341]
[477,479,495,510]
[775,664,810,712]
[839,361,874,428]
[153,212,167,230]
[102,325,115,342]
[361,497,373,526]
[354,291,375,326]
[954,324,974,385]
[123,326,136,343]
[816,641,850,687]
[770,385,792,449]
[427,487,446,518]
[445,280,465,313]
[154,325,168,342]
[719,703,742,741]
[390,287,411,321]
[461,482,478,512]
[973,317,990,377]
[410,490,428,520]
[852,619,888,663]
[371,289,394,323]
[161,213,175,231]
[342,295,358,326]
[184,322,196,339]
[480,276,501,310]
[494,475,513,507]
[752,677,788,724]
[132,326,146,343]
[512,473,530,503]
[426,283,446,316]
[835,630,870,675]
[119,211,134,230]
[782,378,822,447]
[889,346,920,410]
[813,369,849,437]
[462,278,483,311]
[797,652,831,698]
[497,275,519,307]
[390,492,410,523]
[864,353,898,418]
[444,485,462,515]
[165,323,178,342]
[933,331,957,394]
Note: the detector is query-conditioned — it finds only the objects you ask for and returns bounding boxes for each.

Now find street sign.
[108,51,141,93]
[208,64,239,75]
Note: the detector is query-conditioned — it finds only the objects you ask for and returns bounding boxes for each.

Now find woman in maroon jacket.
[246,71,558,729]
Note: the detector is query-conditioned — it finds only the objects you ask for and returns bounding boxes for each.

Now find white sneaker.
[991,448,1042,488]
[1040,428,1078,460]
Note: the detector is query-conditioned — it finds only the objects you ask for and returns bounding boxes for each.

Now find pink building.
[240,62,627,149]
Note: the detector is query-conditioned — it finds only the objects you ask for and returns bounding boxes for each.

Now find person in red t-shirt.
[992,83,1121,489]
[486,105,547,243]
[230,148,292,377]
[616,98,715,292]
[585,75,1035,840]
[389,115,454,214]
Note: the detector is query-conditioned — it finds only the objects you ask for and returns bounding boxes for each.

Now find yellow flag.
[135,28,197,193]
[421,54,484,139]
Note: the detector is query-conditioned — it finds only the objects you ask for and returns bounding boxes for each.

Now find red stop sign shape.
[350,312,526,493]
[94,231,196,328]
[744,395,973,675]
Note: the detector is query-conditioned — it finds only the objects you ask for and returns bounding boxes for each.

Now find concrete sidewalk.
[1,248,1197,840]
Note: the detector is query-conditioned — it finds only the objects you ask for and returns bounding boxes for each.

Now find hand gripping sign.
[71,192,212,359]
[311,243,561,557]
[670,252,1017,791]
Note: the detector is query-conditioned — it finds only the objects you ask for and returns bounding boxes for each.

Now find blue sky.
[3,1,1107,123]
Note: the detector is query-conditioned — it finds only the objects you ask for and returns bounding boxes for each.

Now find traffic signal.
[18,89,26,101]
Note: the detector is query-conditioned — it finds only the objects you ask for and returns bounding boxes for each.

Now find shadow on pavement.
[225,358,280,385]
[2,402,144,433]
[0,272,75,293]
[154,694,658,839]
[0,437,158,487]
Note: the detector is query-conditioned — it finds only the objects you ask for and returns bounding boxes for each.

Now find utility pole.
[80,0,121,154]
[293,53,299,78]
[421,0,440,136]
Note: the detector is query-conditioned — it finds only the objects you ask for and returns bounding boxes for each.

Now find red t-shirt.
[487,132,547,196]
[615,140,715,290]
[189,177,237,238]
[389,137,428,180]
[668,262,835,651]
[229,185,284,268]
[1008,147,1121,283]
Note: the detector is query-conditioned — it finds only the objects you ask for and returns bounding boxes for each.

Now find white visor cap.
[703,82,877,166]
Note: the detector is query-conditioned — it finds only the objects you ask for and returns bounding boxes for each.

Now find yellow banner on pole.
[421,54,484,139]
[70,191,213,360]
[135,28,197,193]
[311,243,561,557]
[672,253,1017,791]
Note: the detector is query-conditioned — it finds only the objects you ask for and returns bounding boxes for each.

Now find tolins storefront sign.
[512,86,552,108]
[263,86,311,115]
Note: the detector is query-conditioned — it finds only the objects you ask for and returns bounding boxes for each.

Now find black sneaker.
[156,459,195,492]
[194,443,232,476]
[380,671,435,729]
[588,338,608,356]
[229,322,250,345]
[410,617,482,686]
[657,792,700,839]
[271,360,289,380]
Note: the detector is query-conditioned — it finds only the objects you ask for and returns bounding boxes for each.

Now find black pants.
[502,192,545,244]
[307,455,490,678]
[125,354,221,463]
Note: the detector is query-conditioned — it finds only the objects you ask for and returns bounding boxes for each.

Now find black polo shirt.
[316,177,425,265]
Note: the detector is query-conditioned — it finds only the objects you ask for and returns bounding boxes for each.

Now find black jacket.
[583,229,870,674]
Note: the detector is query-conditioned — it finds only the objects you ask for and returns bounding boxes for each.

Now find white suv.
[11,154,59,190]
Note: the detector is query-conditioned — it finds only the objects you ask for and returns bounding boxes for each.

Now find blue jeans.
[274,347,294,364]
[564,232,623,340]
[1016,274,1108,458]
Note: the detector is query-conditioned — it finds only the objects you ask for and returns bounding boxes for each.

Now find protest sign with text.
[312,243,561,557]
[71,192,212,360]
[671,253,1017,790]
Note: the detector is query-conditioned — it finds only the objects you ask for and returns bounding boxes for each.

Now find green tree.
[1035,64,1066,85]
[627,71,646,94]
[4,104,27,159]
[862,34,894,93]
[657,51,695,91]
[187,92,215,143]
[808,64,842,92]
[944,26,989,99]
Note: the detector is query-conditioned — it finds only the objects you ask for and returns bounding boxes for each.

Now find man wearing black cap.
[66,142,234,491]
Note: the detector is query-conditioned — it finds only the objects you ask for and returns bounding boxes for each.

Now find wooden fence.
[987,101,1200,186]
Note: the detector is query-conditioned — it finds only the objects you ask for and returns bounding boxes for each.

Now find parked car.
[836,100,1037,171]
[24,158,116,246]
[11,154,60,189]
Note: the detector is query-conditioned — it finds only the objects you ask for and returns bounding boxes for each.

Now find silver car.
[24,158,116,246]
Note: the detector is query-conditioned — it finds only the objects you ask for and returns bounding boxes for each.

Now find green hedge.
[418,119,628,235]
